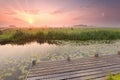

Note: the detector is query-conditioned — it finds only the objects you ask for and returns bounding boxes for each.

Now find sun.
[23,13,35,25]
[14,11,36,25]
[14,10,55,25]
[27,17,34,24]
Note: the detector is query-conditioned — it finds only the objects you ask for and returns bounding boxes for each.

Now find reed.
[0,28,120,44]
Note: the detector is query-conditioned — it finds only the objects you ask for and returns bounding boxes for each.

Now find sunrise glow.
[14,11,35,24]
[0,1,120,80]
[0,0,120,27]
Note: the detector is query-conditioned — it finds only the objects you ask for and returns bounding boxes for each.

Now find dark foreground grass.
[0,28,120,44]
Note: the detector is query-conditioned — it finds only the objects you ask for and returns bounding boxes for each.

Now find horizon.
[0,0,120,27]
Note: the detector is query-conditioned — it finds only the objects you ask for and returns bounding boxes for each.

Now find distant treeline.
[0,28,120,44]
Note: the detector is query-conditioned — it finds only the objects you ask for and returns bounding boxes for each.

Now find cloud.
[52,10,64,14]
[4,11,16,15]
[24,10,40,14]
[73,16,81,21]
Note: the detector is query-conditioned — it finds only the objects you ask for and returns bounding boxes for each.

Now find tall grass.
[0,28,120,44]
[35,30,120,41]
[10,30,34,44]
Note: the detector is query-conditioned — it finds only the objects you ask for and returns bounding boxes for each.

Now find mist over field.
[0,0,120,80]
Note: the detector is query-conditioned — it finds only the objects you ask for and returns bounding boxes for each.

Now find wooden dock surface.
[26,54,120,80]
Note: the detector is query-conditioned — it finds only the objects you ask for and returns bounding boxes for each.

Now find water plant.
[1,28,120,45]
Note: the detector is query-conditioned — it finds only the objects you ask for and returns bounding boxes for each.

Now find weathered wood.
[31,56,120,71]
[35,54,118,66]
[28,64,120,79]
[29,57,120,74]
[28,61,120,78]
[32,54,119,69]
[26,54,120,80]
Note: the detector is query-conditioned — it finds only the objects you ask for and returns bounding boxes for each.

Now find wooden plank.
[75,69,120,80]
[31,56,120,71]
[27,67,120,80]
[27,58,120,75]
[33,54,119,68]
[28,59,120,76]
[26,54,120,80]
[31,54,120,71]
[27,63,120,78]
[68,77,105,80]
[27,64,120,79]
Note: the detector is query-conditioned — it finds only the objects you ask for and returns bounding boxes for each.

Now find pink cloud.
[52,10,64,14]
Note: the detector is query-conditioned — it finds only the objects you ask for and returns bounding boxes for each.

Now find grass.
[106,73,120,80]
[0,27,120,44]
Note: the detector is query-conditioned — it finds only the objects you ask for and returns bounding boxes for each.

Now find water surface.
[0,41,120,80]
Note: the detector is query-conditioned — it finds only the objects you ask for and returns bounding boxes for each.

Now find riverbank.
[0,28,120,45]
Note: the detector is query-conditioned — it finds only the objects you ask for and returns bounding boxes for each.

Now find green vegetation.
[0,27,120,44]
[106,73,120,80]
[1,27,120,80]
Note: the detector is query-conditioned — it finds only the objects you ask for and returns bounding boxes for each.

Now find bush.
[36,31,45,40]
[0,30,2,35]
[10,30,33,44]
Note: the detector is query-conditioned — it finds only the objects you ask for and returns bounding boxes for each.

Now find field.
[1,27,120,80]
[1,27,120,45]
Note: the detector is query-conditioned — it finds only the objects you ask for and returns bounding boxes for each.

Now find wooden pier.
[26,54,120,80]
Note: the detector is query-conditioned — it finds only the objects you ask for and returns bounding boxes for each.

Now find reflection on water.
[0,42,56,57]
[0,41,120,80]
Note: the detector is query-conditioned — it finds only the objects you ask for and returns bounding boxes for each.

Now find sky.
[0,0,120,27]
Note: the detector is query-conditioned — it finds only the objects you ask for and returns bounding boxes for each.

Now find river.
[0,40,120,80]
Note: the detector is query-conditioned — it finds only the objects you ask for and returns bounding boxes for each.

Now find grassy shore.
[106,73,120,80]
[0,27,120,44]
